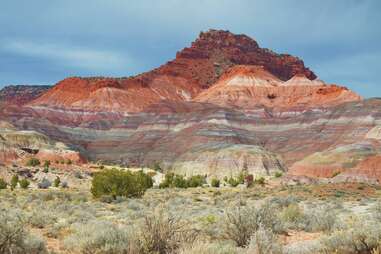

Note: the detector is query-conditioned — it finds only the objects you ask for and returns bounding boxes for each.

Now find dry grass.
[0,183,380,253]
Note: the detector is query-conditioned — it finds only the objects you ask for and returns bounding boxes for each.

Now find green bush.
[275,171,283,178]
[0,178,7,189]
[10,175,19,190]
[91,169,153,199]
[173,174,188,188]
[26,158,40,167]
[152,162,163,172]
[254,177,265,185]
[237,172,246,184]
[43,160,50,168]
[187,175,206,188]
[160,172,175,188]
[19,179,30,189]
[160,173,205,188]
[228,177,240,187]
[211,178,220,187]
[53,177,61,187]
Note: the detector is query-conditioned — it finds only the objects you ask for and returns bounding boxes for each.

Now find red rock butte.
[1,29,379,184]
[28,29,326,113]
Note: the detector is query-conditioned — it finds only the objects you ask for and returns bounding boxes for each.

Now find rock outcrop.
[0,121,85,165]
[0,85,50,105]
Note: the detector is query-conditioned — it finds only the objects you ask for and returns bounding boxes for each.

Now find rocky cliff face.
[1,29,379,181]
[0,85,50,105]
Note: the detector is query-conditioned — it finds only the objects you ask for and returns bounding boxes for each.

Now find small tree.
[152,162,163,173]
[254,176,265,185]
[53,176,61,187]
[91,169,153,199]
[43,160,50,169]
[66,159,72,165]
[0,178,7,189]
[228,177,240,187]
[173,174,187,188]
[10,175,19,190]
[26,158,40,167]
[19,179,30,189]
[211,178,220,187]
[187,175,206,187]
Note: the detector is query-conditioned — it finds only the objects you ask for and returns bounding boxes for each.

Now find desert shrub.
[53,176,61,187]
[139,210,198,254]
[19,179,30,189]
[245,226,282,254]
[26,158,40,167]
[179,241,238,254]
[302,205,337,232]
[42,160,50,173]
[275,171,283,178]
[10,175,19,190]
[280,204,304,227]
[283,240,323,254]
[227,177,240,187]
[187,175,206,187]
[28,210,57,229]
[91,169,153,199]
[173,175,188,188]
[74,171,83,179]
[0,178,7,189]
[0,211,47,254]
[237,172,246,184]
[37,178,51,189]
[254,176,265,185]
[61,181,68,188]
[160,172,175,188]
[223,202,283,247]
[64,221,137,254]
[211,178,220,188]
[66,159,72,165]
[160,173,205,188]
[270,195,300,208]
[320,220,381,254]
[153,162,163,172]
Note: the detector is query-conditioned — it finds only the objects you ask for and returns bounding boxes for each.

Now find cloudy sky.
[1,0,380,97]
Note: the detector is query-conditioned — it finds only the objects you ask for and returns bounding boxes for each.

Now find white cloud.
[2,39,132,72]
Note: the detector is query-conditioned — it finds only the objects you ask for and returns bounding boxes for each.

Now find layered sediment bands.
[0,121,85,164]
[172,144,286,178]
[195,65,361,110]
[3,99,381,179]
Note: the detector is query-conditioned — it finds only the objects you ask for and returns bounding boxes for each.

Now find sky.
[0,0,380,97]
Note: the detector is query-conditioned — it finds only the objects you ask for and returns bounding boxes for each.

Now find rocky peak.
[173,29,316,83]
[192,29,259,51]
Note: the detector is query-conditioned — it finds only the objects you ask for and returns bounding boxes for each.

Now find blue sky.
[0,0,380,97]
